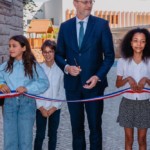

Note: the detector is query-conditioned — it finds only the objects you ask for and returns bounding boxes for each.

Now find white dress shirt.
[76,16,89,46]
[64,16,89,74]
[117,58,150,100]
[36,62,66,110]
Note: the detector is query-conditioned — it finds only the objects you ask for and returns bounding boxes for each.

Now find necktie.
[79,21,84,49]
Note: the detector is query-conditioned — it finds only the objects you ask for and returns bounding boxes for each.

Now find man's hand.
[83,75,99,89]
[16,86,27,94]
[66,65,81,76]
[0,84,11,93]
[47,107,57,117]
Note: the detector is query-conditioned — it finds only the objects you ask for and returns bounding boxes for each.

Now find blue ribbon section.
[1,88,150,102]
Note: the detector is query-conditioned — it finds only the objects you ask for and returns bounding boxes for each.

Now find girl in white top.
[116,28,150,150]
[34,40,66,150]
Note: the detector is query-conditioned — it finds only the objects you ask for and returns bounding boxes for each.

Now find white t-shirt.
[36,62,66,110]
[117,58,150,100]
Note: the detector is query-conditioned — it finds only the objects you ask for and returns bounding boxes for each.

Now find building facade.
[28,0,150,58]
[0,0,23,63]
[33,0,150,28]
[66,10,150,28]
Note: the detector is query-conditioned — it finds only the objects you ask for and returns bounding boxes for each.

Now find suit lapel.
[71,18,79,52]
[80,15,95,51]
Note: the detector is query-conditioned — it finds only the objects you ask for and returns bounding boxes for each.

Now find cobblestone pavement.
[0,66,150,150]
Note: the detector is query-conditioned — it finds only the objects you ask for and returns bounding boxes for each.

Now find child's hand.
[47,107,57,117]
[127,76,138,91]
[16,86,27,94]
[137,77,147,92]
[0,84,11,93]
[39,107,48,118]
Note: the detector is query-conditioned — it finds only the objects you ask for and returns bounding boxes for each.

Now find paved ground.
[0,66,150,150]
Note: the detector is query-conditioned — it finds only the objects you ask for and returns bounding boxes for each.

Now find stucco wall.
[43,0,62,25]
[0,0,23,63]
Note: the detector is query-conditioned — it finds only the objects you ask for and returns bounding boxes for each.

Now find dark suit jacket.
[55,15,115,93]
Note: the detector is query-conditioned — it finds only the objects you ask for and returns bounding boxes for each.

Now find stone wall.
[0,0,23,63]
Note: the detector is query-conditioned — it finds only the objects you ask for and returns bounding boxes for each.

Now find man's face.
[73,0,94,19]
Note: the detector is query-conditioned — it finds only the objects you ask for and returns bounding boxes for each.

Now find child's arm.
[0,84,10,93]
[116,58,137,91]
[0,62,10,93]
[35,98,49,117]
[146,78,150,86]
[116,76,137,90]
[25,63,49,95]
[52,72,66,109]
[138,77,150,91]
[116,75,138,91]
[116,76,128,88]
[47,72,66,116]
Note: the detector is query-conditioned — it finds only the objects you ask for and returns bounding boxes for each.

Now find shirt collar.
[44,61,56,68]
[14,59,23,65]
[76,16,89,24]
[50,61,56,68]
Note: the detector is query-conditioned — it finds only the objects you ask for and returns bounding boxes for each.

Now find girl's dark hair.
[120,28,150,61]
[6,35,37,78]
[41,40,56,51]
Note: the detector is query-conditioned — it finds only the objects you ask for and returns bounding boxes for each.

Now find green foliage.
[23,0,37,13]
[23,0,41,31]
[40,27,59,40]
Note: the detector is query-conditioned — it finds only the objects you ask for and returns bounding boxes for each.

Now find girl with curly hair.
[116,28,150,150]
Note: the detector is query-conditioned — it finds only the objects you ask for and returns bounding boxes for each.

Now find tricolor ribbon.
[0,91,20,99]
[0,88,150,102]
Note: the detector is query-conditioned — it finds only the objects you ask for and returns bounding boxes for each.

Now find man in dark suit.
[55,0,115,149]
